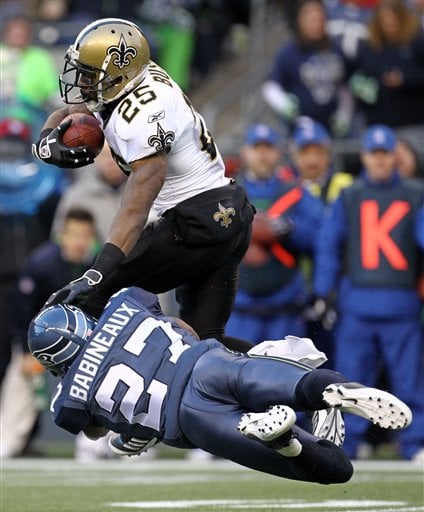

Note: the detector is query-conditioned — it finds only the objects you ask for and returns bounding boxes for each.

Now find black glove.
[303,296,338,331]
[44,269,103,308]
[32,119,95,169]
[108,435,158,457]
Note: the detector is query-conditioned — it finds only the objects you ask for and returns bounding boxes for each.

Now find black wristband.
[92,242,125,278]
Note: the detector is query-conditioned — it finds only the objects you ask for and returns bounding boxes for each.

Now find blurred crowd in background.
[1,0,251,91]
[0,0,423,462]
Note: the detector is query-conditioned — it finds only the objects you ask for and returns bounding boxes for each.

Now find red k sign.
[360,200,410,270]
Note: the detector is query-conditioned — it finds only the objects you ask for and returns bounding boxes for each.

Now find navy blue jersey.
[51,287,220,445]
[268,39,348,129]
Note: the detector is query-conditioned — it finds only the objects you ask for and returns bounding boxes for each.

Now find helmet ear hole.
[112,76,123,85]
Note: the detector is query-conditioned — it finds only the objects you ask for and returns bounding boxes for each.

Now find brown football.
[61,113,104,157]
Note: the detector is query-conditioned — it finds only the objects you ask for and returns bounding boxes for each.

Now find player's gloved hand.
[108,435,158,457]
[44,269,103,308]
[303,296,338,331]
[32,119,95,169]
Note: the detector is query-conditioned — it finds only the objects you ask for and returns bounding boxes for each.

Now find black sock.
[295,369,350,410]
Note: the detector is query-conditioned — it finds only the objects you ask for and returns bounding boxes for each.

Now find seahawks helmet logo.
[148,123,175,152]
[213,202,235,228]
[107,35,137,69]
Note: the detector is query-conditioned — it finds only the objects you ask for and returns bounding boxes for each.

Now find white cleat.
[311,408,345,447]
[238,405,302,457]
[323,383,412,429]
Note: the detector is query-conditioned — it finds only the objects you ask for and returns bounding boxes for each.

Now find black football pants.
[79,214,252,349]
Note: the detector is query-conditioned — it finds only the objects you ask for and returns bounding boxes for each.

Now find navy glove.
[44,269,103,308]
[108,435,158,457]
[32,119,95,169]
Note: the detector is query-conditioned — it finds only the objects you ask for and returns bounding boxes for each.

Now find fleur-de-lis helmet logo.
[107,35,137,69]
[213,202,236,228]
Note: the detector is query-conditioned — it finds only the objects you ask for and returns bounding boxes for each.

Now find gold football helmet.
[60,18,150,111]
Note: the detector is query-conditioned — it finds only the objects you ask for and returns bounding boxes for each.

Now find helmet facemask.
[60,48,117,112]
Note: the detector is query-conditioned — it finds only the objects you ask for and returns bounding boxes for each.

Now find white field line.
[7,473,423,488]
[107,499,423,510]
[4,473,260,487]
[2,458,423,488]
[3,470,423,487]
[2,458,423,472]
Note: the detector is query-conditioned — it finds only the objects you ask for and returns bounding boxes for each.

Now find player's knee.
[315,440,354,484]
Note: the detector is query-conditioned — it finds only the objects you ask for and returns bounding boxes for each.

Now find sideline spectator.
[0,117,67,388]
[408,0,424,30]
[287,118,354,367]
[288,118,354,202]
[325,0,376,60]
[262,0,353,138]
[350,0,424,140]
[51,144,127,243]
[395,138,424,180]
[226,124,324,343]
[0,15,60,131]
[313,124,424,461]
[0,209,97,458]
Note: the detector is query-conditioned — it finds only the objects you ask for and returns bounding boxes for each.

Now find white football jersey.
[94,62,229,221]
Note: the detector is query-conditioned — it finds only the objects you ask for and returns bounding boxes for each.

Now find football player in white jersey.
[32,18,255,352]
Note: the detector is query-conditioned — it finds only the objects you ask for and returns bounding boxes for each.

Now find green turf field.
[1,458,423,512]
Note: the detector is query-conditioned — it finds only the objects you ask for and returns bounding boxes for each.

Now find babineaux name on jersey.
[69,302,139,401]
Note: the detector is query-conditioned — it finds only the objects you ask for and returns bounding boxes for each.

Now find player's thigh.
[188,348,309,411]
[91,221,250,322]
[97,221,229,295]
[176,230,250,337]
[132,218,249,291]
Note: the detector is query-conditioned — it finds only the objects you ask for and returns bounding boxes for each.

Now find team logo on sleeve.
[107,35,137,69]
[213,202,236,228]
[148,123,175,152]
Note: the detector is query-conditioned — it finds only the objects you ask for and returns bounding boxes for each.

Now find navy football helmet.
[28,304,97,376]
